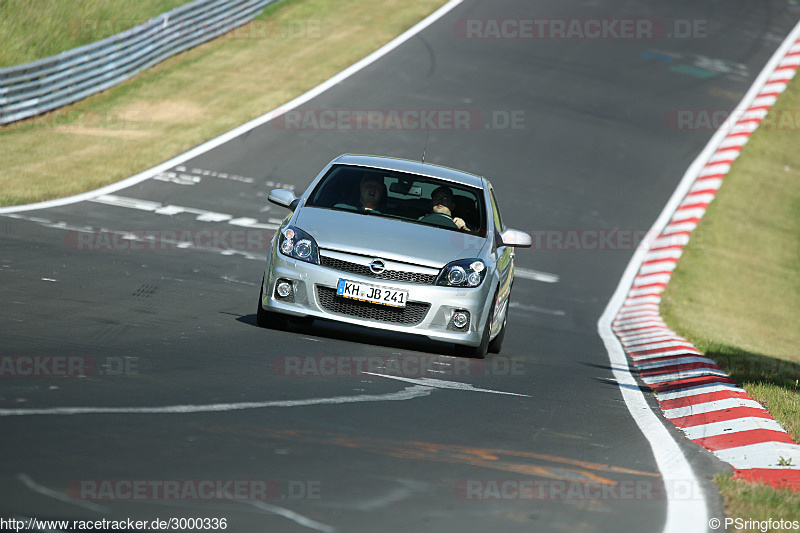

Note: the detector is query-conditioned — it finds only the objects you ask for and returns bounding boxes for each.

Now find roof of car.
[332,154,486,189]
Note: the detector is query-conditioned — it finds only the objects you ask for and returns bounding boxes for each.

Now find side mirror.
[500,228,532,248]
[268,189,299,210]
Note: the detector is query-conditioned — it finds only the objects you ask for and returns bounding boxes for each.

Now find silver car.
[257,154,531,358]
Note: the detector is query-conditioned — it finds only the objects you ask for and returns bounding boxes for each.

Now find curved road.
[2,1,798,531]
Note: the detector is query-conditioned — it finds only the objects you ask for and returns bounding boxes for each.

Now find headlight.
[277,226,319,264]
[436,259,487,287]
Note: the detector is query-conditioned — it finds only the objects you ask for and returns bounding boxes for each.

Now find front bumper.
[261,252,494,346]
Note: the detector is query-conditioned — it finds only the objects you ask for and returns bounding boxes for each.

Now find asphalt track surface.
[2,1,799,532]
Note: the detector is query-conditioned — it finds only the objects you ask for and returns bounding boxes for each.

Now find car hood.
[294,207,487,268]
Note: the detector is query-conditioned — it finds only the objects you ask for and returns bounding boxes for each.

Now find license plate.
[336,279,408,308]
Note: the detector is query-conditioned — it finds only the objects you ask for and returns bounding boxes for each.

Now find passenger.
[359,175,385,211]
[429,186,470,231]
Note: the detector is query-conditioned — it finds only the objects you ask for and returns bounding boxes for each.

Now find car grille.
[320,255,436,285]
[316,286,430,325]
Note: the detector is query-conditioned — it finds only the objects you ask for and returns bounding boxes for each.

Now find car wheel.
[257,277,289,330]
[455,288,497,359]
[488,294,507,354]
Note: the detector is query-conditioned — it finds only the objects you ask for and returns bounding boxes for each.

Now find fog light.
[453,311,469,329]
[276,280,292,298]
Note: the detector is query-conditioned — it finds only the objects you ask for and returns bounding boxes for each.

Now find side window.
[489,187,505,234]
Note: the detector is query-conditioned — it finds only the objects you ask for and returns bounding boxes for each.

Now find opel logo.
[369,259,386,274]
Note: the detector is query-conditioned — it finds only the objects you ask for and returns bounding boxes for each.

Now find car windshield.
[305,164,487,236]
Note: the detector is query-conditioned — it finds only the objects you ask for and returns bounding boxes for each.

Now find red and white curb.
[611,34,800,491]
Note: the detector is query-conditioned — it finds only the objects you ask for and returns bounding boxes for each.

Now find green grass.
[0,0,194,67]
[660,72,800,518]
[0,0,447,206]
[714,475,800,528]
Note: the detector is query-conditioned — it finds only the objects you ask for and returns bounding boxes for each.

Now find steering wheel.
[419,212,459,229]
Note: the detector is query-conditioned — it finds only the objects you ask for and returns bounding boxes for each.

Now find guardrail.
[0,0,276,125]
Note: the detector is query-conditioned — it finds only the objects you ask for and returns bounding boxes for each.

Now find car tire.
[455,288,497,359]
[488,295,507,354]
[257,277,289,330]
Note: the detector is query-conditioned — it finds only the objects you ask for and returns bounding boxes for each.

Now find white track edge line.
[598,17,800,533]
[0,0,464,215]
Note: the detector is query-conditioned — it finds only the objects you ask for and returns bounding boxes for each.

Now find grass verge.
[714,475,800,526]
[660,73,800,519]
[0,0,193,67]
[0,0,446,206]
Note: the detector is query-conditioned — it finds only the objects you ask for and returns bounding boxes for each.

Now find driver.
[429,186,470,231]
